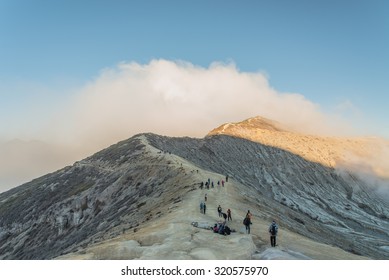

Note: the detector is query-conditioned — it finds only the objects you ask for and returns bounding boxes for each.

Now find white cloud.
[0,59,368,192]
[47,59,354,146]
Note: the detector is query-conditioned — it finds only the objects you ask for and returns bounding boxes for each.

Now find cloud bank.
[0,59,377,192]
[48,59,352,146]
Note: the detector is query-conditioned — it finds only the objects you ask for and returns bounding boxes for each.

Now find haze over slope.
[1,117,388,259]
[0,59,372,193]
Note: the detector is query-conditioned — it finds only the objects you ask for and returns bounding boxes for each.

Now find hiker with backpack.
[268,220,278,247]
[222,212,227,222]
[243,210,252,234]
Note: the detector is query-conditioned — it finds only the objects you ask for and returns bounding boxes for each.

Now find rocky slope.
[0,117,388,259]
[0,136,197,259]
[208,116,389,178]
[145,133,389,259]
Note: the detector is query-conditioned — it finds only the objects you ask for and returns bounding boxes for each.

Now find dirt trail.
[56,139,369,260]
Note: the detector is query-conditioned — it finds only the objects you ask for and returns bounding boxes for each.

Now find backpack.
[270,224,277,235]
[224,226,231,235]
[243,217,249,226]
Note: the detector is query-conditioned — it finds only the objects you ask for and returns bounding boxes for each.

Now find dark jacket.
[268,222,278,236]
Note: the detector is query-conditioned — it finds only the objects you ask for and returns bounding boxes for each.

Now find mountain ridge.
[208,116,389,179]
[1,117,388,259]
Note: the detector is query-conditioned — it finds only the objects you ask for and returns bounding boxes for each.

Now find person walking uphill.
[268,220,278,247]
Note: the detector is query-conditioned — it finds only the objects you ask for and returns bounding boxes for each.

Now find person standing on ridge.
[246,210,252,221]
[268,220,278,247]
[227,208,232,221]
[244,210,252,234]
[217,205,222,217]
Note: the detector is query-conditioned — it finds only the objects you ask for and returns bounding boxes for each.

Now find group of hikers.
[199,176,228,215]
[217,205,232,221]
[198,175,279,247]
[200,176,228,190]
[243,210,279,247]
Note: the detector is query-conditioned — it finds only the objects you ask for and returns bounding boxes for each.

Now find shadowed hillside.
[146,133,389,258]
[1,118,388,259]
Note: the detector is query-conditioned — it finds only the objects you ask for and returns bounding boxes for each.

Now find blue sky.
[0,0,388,137]
[0,0,389,190]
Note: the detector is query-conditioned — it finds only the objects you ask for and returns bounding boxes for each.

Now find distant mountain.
[209,116,389,176]
[0,117,388,259]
